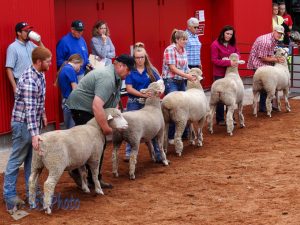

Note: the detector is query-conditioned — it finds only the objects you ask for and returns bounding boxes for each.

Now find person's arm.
[261,56,285,63]
[168,65,195,81]
[106,37,116,59]
[92,95,112,135]
[6,68,17,93]
[71,82,77,90]
[56,40,67,69]
[126,84,149,98]
[211,42,231,67]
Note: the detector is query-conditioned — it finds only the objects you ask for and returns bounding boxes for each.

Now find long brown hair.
[54,54,83,86]
[92,20,110,37]
[133,42,160,82]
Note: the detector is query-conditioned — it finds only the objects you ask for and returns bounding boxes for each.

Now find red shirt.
[282,13,293,28]
[211,40,240,77]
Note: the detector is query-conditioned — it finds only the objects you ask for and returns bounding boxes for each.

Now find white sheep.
[161,68,209,156]
[28,108,128,214]
[252,47,291,117]
[207,53,245,136]
[112,80,169,180]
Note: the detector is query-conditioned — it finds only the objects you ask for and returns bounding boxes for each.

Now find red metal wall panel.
[0,0,58,134]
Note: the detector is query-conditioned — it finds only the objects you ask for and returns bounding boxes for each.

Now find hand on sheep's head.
[189,68,203,81]
[141,79,165,97]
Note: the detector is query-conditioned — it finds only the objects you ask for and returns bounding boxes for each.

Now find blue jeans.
[62,101,75,129]
[3,122,32,200]
[163,78,188,139]
[214,76,225,123]
[125,98,162,161]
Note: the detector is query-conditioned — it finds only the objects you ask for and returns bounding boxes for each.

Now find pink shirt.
[211,40,240,77]
[247,33,277,70]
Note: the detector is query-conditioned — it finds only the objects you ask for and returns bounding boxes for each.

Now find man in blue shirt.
[56,20,92,81]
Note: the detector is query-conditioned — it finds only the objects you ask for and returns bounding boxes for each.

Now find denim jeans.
[214,76,226,123]
[3,122,32,200]
[125,98,162,161]
[163,78,188,139]
[62,101,75,129]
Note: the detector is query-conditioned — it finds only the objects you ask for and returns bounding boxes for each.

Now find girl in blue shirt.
[56,54,83,129]
[124,42,162,162]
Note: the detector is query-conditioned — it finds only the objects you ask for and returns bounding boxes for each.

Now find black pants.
[70,109,106,182]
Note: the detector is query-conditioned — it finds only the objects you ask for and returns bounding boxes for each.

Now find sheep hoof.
[44,207,52,215]
[229,132,233,136]
[113,172,119,178]
[176,152,182,157]
[190,140,195,145]
[286,108,291,112]
[197,142,203,147]
[240,124,245,128]
[129,174,135,180]
[30,202,37,209]
[95,188,104,195]
[162,160,169,166]
[82,186,90,193]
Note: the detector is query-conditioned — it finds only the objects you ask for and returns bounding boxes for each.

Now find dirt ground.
[0,100,300,225]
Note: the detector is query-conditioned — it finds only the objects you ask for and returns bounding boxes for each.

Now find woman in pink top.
[211,25,240,125]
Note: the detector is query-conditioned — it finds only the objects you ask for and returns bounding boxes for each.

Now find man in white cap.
[185,17,202,69]
[247,25,285,112]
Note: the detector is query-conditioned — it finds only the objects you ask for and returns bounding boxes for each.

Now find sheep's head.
[140,79,165,97]
[187,68,204,89]
[274,47,289,59]
[227,53,245,65]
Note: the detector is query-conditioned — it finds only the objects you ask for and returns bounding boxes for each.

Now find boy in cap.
[247,25,285,112]
[56,20,92,81]
[6,22,44,93]
[66,54,134,189]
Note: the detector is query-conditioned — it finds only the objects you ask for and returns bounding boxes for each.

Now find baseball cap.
[71,20,84,31]
[274,25,284,34]
[15,22,33,32]
[115,54,135,70]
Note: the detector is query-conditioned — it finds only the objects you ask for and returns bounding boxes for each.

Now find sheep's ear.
[199,75,203,81]
[238,60,245,64]
[107,114,113,121]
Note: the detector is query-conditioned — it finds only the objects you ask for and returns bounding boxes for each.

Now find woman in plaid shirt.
[162,29,196,143]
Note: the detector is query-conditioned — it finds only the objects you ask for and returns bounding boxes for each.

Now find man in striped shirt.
[6,22,44,93]
[247,25,285,112]
[3,47,52,213]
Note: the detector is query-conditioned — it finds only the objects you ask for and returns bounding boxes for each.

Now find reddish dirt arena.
[0,100,300,225]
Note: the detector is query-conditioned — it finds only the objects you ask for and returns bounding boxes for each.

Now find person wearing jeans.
[124,42,162,162]
[3,47,52,212]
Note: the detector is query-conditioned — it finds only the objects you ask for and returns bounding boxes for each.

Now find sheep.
[252,47,291,117]
[207,53,246,136]
[28,108,128,214]
[161,68,209,156]
[112,79,169,180]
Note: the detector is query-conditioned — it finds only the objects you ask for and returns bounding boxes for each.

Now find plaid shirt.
[12,65,46,136]
[185,29,201,66]
[247,33,277,70]
[162,44,189,80]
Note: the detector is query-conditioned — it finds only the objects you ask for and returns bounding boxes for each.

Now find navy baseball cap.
[116,54,135,70]
[15,22,33,32]
[71,20,84,31]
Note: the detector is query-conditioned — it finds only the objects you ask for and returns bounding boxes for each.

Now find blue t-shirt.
[58,64,78,98]
[125,68,160,98]
[56,33,89,75]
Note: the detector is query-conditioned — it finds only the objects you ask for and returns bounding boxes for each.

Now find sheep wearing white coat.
[252,47,291,117]
[29,108,128,214]
[161,68,209,156]
[208,53,245,136]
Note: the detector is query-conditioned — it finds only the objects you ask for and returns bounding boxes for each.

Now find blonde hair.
[54,54,83,86]
[92,20,110,37]
[170,29,188,44]
[133,42,159,82]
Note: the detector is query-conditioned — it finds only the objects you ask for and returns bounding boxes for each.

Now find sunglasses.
[194,26,199,29]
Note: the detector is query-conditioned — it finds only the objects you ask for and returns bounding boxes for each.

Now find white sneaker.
[168,139,174,145]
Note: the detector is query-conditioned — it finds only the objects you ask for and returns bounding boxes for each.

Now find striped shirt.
[247,33,277,70]
[6,39,37,79]
[162,44,189,80]
[12,65,46,136]
[185,29,201,66]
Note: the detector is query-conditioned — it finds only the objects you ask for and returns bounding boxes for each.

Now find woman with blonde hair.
[57,53,83,129]
[124,42,162,162]
[91,20,115,66]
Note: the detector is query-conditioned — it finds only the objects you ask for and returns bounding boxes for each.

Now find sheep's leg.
[266,92,274,117]
[174,120,186,156]
[87,160,103,195]
[276,91,282,111]
[238,102,245,128]
[157,131,169,166]
[129,142,139,180]
[43,169,64,214]
[163,122,169,153]
[283,88,291,112]
[29,153,43,209]
[78,165,90,193]
[112,141,122,178]
[226,105,235,136]
[208,105,216,134]
[196,117,205,147]
[253,90,260,117]
[145,141,155,162]
[189,123,196,146]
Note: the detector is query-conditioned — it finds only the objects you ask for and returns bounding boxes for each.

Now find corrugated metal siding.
[0,0,59,134]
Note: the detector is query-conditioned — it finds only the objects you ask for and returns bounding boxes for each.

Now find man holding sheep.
[247,25,285,112]
[66,54,134,189]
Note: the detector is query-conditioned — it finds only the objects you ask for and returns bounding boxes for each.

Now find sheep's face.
[189,68,203,81]
[141,79,165,97]
[274,47,289,59]
[106,108,128,130]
